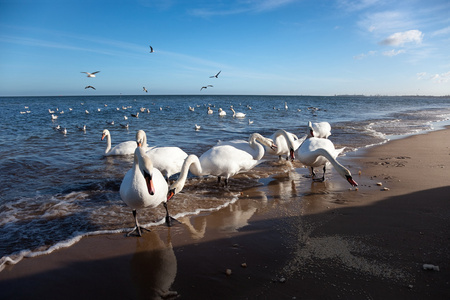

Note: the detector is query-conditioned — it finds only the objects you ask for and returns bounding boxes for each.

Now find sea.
[1,95,450,270]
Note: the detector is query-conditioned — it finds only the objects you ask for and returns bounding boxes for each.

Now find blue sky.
[1,0,449,96]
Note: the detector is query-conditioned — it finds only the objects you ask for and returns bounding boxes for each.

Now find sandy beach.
[1,128,449,300]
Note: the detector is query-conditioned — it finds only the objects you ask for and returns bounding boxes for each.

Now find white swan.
[230,106,246,118]
[264,129,305,160]
[202,133,276,185]
[101,129,142,156]
[167,154,203,200]
[146,145,188,181]
[207,107,213,114]
[120,147,176,236]
[296,137,357,186]
[218,108,226,116]
[307,121,331,138]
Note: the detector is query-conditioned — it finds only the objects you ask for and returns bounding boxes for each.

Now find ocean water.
[1,95,450,269]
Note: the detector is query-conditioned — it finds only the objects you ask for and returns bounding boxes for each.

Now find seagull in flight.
[85,85,96,90]
[200,85,213,91]
[143,87,148,93]
[149,45,154,53]
[210,70,221,78]
[81,71,100,77]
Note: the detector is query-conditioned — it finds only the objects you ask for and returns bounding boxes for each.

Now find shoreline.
[1,128,449,299]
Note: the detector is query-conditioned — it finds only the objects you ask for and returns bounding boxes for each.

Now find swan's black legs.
[310,167,316,178]
[164,202,180,227]
[127,209,151,237]
[217,176,229,187]
[311,166,326,182]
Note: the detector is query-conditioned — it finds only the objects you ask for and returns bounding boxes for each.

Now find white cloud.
[338,0,382,11]
[382,49,405,56]
[353,50,376,60]
[416,72,427,80]
[431,26,450,37]
[379,30,423,46]
[358,11,414,34]
[416,71,450,83]
[189,0,296,17]
[432,71,450,84]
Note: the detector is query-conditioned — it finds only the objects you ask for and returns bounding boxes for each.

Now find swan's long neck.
[274,130,294,149]
[136,148,153,173]
[248,133,266,160]
[136,130,147,149]
[313,148,349,177]
[231,107,236,117]
[273,129,296,159]
[169,154,202,197]
[105,134,112,154]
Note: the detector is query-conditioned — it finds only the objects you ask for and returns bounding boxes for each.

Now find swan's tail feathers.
[336,147,346,156]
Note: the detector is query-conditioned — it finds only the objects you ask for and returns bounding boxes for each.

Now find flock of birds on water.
[34,62,357,236]
[101,120,358,237]
[20,97,357,237]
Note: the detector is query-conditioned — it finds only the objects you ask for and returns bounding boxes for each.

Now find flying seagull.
[200,85,213,91]
[210,70,221,78]
[81,71,100,77]
[149,45,154,53]
[85,85,96,90]
[143,87,148,93]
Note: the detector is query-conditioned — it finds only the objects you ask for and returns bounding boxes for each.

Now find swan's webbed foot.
[127,226,151,237]
[312,177,325,182]
[165,215,181,227]
[164,202,180,227]
[127,209,151,237]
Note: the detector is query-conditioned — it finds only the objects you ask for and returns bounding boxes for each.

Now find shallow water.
[1,95,449,267]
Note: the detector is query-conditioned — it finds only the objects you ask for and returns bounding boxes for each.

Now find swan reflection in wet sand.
[177,190,269,240]
[130,230,178,299]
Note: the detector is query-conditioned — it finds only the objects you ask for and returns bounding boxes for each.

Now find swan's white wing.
[107,141,137,156]
[146,147,188,178]
[199,145,259,178]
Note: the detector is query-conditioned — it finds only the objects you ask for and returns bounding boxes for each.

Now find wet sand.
[1,128,449,299]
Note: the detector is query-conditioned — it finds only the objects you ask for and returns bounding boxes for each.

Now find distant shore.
[1,128,449,299]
